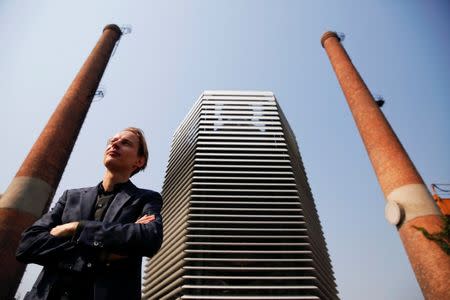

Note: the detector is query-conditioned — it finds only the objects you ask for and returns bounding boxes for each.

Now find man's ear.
[134,157,145,169]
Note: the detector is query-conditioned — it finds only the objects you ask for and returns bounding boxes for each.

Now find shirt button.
[87,263,92,268]
[98,204,103,208]
[93,241,99,246]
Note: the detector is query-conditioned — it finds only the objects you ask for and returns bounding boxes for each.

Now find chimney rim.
[321,31,340,48]
[103,24,123,37]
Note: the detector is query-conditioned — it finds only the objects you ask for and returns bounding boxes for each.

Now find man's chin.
[104,161,130,174]
[104,159,120,170]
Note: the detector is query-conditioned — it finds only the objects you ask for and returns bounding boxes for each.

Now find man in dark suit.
[16,127,163,300]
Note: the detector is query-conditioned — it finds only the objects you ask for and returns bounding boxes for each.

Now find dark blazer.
[16,181,163,300]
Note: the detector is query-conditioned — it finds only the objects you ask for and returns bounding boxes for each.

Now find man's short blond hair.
[123,127,148,176]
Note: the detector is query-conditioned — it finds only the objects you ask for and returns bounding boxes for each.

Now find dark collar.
[97,180,130,196]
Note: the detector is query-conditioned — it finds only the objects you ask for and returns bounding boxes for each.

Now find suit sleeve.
[16,190,77,266]
[73,191,163,258]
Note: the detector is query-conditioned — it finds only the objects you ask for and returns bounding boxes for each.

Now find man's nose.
[110,139,121,149]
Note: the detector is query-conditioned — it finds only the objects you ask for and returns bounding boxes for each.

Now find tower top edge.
[202,90,274,97]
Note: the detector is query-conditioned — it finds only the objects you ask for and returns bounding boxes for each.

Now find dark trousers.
[47,271,94,300]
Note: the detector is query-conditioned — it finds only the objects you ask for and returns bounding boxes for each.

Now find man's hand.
[50,222,79,237]
[135,214,155,224]
[102,215,156,262]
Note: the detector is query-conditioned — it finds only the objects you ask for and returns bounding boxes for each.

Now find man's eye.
[107,138,120,145]
[122,140,132,146]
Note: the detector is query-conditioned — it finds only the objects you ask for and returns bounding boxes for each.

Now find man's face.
[103,130,144,176]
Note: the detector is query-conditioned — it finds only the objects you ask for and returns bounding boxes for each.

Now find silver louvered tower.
[143,91,338,300]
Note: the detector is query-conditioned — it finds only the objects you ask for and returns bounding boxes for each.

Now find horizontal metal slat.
[183,275,316,280]
[189,207,301,212]
[191,188,297,193]
[190,195,299,199]
[183,266,314,270]
[185,250,312,254]
[186,234,308,239]
[185,258,312,262]
[188,214,303,218]
[182,284,318,290]
[188,220,305,225]
[181,296,319,300]
[186,242,310,246]
[187,227,306,232]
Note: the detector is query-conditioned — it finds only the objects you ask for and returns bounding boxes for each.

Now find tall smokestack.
[0,24,122,299]
[321,31,449,299]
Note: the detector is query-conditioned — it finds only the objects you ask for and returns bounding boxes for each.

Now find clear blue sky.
[1,1,449,299]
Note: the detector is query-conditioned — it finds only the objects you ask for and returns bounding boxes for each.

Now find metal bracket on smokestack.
[336,32,346,42]
[120,25,132,35]
[93,86,106,102]
[108,24,132,57]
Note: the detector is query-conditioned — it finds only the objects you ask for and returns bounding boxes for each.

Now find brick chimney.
[0,24,122,299]
[321,31,449,299]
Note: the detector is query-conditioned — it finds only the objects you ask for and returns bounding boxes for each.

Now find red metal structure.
[431,184,450,216]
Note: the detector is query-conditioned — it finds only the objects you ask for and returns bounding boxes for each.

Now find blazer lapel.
[103,181,138,222]
[80,187,98,220]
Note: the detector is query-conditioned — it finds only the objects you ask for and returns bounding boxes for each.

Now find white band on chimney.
[386,183,441,226]
[0,177,54,217]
